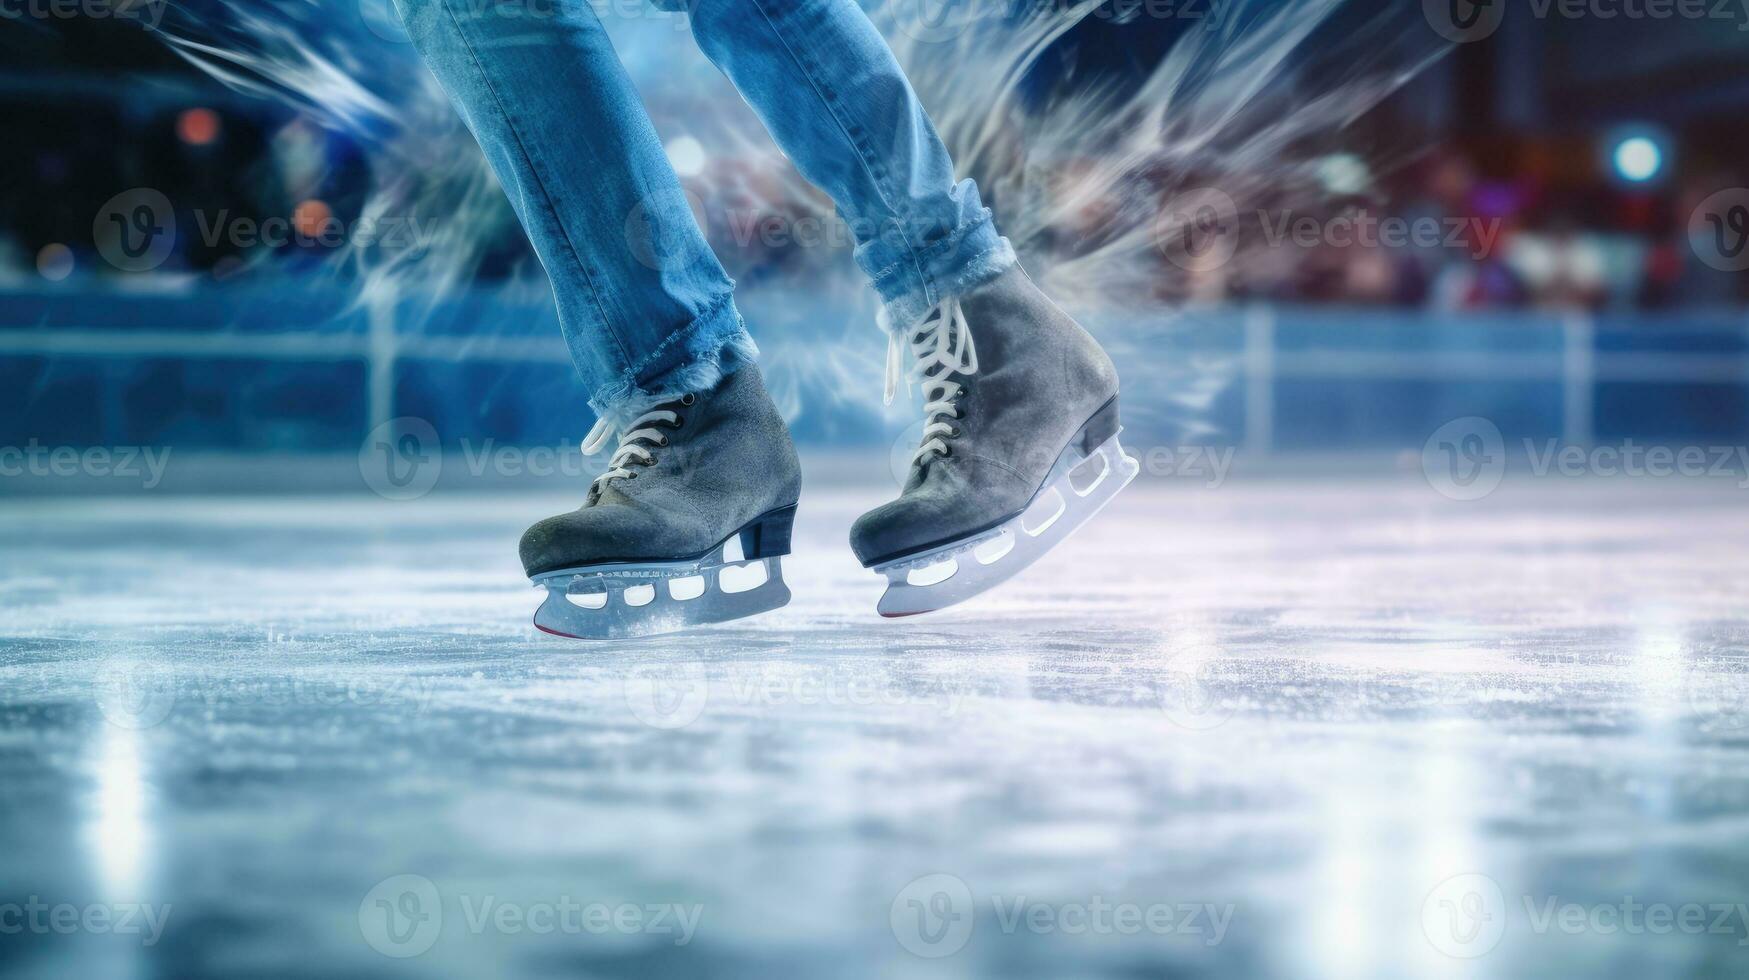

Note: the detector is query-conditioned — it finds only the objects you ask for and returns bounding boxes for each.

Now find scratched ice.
[3,476,1748,978]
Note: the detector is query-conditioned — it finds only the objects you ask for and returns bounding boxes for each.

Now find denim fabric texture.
[393,0,1014,423]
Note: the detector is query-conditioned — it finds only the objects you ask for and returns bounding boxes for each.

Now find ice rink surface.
[3,475,1749,978]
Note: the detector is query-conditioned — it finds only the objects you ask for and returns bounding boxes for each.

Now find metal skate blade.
[532,557,790,640]
[873,431,1139,617]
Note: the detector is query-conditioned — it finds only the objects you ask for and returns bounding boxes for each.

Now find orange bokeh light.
[177,108,222,147]
[292,199,334,239]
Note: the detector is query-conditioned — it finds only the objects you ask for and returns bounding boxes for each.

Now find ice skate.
[523,367,801,639]
[852,266,1140,616]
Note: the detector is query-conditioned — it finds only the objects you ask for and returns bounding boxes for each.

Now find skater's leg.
[683,0,1132,614]
[396,0,801,636]
[393,0,755,424]
[686,0,1015,327]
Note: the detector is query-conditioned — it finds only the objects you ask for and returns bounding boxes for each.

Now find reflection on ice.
[88,708,151,901]
[2,478,1748,978]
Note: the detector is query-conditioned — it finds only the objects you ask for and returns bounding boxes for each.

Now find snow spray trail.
[148,0,1446,442]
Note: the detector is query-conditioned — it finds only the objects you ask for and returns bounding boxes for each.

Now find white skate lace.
[581,406,682,497]
[884,296,979,467]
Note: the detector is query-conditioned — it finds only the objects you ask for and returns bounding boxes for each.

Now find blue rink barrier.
[1,284,1746,453]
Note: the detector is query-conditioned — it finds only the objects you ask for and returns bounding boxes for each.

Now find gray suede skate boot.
[523,366,801,639]
[852,266,1140,616]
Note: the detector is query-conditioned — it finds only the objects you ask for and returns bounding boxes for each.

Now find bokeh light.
[293,199,334,240]
[665,136,707,179]
[177,107,222,147]
[1612,135,1662,183]
[36,243,73,281]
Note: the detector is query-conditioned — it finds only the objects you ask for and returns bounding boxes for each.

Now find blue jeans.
[393,0,1015,423]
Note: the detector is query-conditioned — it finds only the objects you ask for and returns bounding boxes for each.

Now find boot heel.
[740,505,796,559]
[1076,396,1121,454]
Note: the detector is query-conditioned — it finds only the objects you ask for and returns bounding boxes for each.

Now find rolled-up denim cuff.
[859,185,1018,332]
[586,292,759,428]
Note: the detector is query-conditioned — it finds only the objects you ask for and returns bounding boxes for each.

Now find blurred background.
[8,5,1749,980]
[4,0,1747,491]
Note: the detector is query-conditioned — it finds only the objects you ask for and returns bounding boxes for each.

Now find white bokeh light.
[665,136,707,178]
[1612,136,1662,183]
